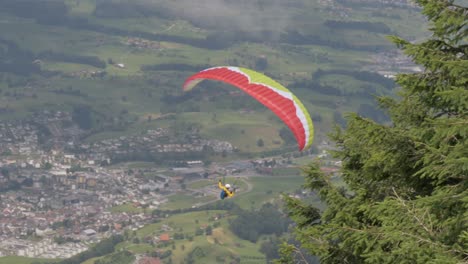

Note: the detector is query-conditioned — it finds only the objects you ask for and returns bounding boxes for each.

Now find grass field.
[271,166,302,176]
[81,256,104,264]
[160,193,216,210]
[173,111,287,152]
[188,179,214,189]
[233,175,307,209]
[293,155,319,166]
[124,162,160,169]
[0,256,59,264]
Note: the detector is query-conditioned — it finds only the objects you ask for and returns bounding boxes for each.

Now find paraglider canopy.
[183,66,314,151]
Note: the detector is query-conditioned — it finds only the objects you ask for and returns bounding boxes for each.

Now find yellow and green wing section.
[183,66,314,151]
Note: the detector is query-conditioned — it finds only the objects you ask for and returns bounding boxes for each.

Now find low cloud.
[143,0,299,32]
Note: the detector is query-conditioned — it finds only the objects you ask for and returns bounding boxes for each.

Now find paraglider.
[183,66,314,151]
[218,180,235,200]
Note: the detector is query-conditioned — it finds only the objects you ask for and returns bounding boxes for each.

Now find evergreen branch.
[435,120,468,125]
[432,111,463,119]
[450,4,468,10]
[336,226,466,256]
[391,187,434,236]
[398,231,467,256]
[413,140,447,159]
[293,246,311,264]
[426,40,468,54]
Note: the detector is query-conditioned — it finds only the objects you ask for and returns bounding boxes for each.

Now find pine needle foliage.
[280,1,467,263]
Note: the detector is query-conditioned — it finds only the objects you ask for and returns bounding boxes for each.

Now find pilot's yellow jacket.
[218,181,234,197]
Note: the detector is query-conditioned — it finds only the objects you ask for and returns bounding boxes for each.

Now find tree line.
[0,38,41,76]
[38,51,106,69]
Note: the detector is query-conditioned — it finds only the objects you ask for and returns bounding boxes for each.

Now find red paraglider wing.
[183,67,314,151]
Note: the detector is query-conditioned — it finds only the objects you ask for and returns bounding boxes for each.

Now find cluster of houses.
[0,110,234,171]
[0,121,40,157]
[125,37,162,50]
[66,69,107,79]
[370,50,423,79]
[0,110,85,157]
[0,164,174,257]
[0,238,88,259]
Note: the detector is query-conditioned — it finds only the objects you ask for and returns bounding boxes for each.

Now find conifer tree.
[280,1,467,263]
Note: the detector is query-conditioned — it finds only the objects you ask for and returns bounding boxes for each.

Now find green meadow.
[233,176,306,209]
[0,256,59,264]
[160,193,216,210]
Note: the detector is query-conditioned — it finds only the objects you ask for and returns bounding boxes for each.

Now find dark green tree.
[72,105,93,130]
[260,236,281,262]
[1,168,10,178]
[257,138,265,147]
[280,1,467,263]
[205,225,213,236]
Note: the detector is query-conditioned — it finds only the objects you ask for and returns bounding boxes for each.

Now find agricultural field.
[160,193,216,210]
[0,256,59,264]
[233,176,307,209]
